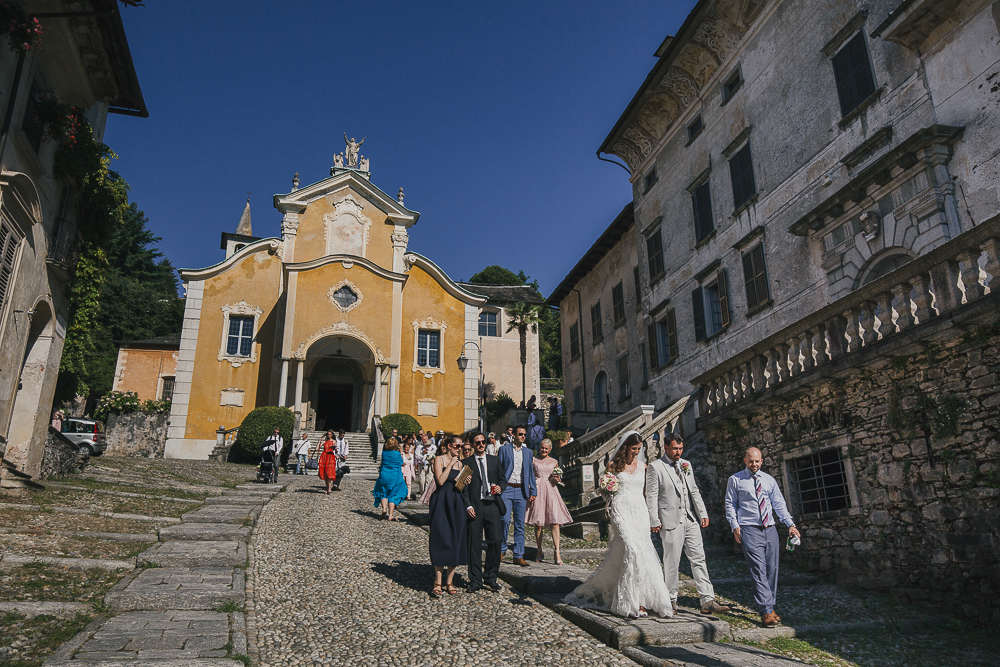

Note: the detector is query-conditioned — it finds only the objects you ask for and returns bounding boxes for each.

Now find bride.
[564,430,673,618]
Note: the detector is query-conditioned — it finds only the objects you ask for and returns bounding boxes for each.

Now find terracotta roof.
[546,203,634,306]
[115,333,181,348]
[457,283,544,305]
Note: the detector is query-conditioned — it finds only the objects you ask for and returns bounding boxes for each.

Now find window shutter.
[742,250,758,310]
[666,308,677,362]
[751,243,769,307]
[729,155,744,210]
[739,147,756,202]
[692,287,706,342]
[647,323,659,369]
[718,269,730,329]
[832,45,855,116]
[693,183,713,241]
[849,34,875,102]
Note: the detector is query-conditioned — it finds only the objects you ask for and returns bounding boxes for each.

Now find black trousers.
[467,499,503,586]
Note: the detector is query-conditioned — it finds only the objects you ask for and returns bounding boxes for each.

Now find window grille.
[478,311,498,337]
[226,316,254,357]
[160,377,175,402]
[417,330,440,368]
[789,448,851,515]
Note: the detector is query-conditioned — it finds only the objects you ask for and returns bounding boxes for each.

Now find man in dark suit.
[462,431,507,592]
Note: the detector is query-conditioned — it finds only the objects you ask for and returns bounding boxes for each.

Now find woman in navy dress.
[373,438,408,521]
[428,434,468,597]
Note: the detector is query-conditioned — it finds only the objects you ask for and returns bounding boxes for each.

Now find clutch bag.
[454,465,473,491]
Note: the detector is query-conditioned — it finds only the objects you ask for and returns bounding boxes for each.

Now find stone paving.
[249,474,638,667]
[70,610,233,660]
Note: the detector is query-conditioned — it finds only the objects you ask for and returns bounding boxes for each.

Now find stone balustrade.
[694,214,1000,416]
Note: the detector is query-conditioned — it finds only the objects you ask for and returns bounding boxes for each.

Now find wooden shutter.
[742,250,759,310]
[0,220,18,313]
[718,269,730,329]
[751,243,769,307]
[693,183,713,241]
[692,287,706,342]
[666,308,678,362]
[647,323,659,369]
[729,153,745,210]
[832,42,855,116]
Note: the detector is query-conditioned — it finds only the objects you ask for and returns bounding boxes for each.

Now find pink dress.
[526,457,573,526]
[401,453,414,496]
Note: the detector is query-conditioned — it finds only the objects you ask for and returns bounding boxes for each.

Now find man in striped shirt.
[724,447,801,627]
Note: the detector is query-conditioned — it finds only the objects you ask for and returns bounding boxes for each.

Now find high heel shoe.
[554,552,564,565]
[446,584,459,595]
[430,584,442,598]
[534,550,544,563]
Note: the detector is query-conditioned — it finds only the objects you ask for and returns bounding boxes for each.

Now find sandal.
[446,584,459,595]
[534,550,544,563]
[430,584,442,598]
[555,551,564,565]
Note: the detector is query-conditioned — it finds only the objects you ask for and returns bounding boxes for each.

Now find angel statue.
[344,133,365,167]
[359,155,369,172]
[333,152,344,168]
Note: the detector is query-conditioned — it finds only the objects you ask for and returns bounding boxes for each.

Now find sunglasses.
[473,439,485,444]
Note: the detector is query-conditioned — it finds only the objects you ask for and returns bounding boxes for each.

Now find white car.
[61,418,107,457]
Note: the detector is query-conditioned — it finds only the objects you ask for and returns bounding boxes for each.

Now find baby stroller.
[256,451,278,484]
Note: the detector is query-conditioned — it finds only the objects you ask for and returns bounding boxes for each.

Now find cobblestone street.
[249,474,637,667]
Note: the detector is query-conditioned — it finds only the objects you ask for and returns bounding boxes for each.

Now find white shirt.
[335,437,349,457]
[486,441,500,456]
[293,437,310,456]
[509,445,523,484]
[475,455,492,500]
[263,435,283,454]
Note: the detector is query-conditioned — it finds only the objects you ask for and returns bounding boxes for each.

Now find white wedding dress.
[564,463,673,617]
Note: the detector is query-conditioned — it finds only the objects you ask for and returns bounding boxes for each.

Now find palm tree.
[505,301,542,405]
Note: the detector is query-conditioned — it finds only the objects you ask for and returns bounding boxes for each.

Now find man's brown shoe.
[513,558,530,567]
[761,612,779,627]
[700,600,731,615]
[772,610,781,622]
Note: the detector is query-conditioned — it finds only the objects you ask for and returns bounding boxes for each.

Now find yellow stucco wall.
[398,266,468,434]
[290,185,396,269]
[112,348,178,401]
[184,248,282,439]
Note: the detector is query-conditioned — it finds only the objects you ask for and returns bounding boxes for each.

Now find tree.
[538,307,562,378]
[468,265,539,292]
[505,301,543,405]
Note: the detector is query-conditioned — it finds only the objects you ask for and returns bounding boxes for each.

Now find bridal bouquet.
[551,466,565,486]
[598,471,620,496]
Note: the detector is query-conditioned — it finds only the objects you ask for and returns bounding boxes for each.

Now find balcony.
[46,218,79,282]
[694,214,1000,417]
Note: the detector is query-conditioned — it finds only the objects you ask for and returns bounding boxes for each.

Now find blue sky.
[105,1,697,296]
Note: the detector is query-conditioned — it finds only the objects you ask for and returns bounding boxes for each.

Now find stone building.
[165,155,539,459]
[111,333,180,402]
[0,1,146,488]
[552,0,1000,619]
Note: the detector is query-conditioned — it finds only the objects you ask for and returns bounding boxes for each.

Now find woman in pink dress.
[401,440,415,500]
[526,438,573,564]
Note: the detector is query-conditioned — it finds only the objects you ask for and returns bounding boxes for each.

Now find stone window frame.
[412,316,448,377]
[327,279,363,313]
[780,435,862,522]
[643,165,658,194]
[218,300,263,368]
[692,263,730,343]
[648,307,677,371]
[720,65,744,105]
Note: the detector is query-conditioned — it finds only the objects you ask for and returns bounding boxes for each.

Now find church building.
[164,148,539,459]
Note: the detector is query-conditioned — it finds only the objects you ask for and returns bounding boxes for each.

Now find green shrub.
[232,406,295,463]
[484,391,516,429]
[380,413,421,439]
[546,429,570,445]
[94,391,172,422]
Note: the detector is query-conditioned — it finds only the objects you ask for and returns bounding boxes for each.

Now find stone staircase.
[301,431,380,477]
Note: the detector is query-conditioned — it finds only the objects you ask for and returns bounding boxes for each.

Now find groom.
[646,433,730,615]
[462,432,507,592]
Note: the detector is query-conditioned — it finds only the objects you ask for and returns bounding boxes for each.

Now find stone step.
[104,567,244,612]
[159,523,251,542]
[624,642,806,666]
[180,506,259,525]
[203,495,266,506]
[138,541,247,568]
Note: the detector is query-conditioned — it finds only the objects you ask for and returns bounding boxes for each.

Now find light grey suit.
[645,455,717,606]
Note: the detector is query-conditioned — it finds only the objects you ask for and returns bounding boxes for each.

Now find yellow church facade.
[165,162,538,459]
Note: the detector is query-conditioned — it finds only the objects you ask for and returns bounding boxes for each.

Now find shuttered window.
[742,242,771,312]
[0,217,21,316]
[647,308,677,371]
[693,270,730,341]
[692,182,714,242]
[729,143,757,210]
[617,355,631,399]
[612,282,625,325]
[647,230,665,281]
[832,33,876,117]
[633,266,642,310]
[591,302,603,343]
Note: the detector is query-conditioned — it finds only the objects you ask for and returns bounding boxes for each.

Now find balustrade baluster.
[982,238,1000,292]
[765,348,779,388]
[717,377,729,408]
[860,302,878,346]
[892,283,915,330]
[813,329,829,366]
[787,335,802,375]
[742,361,755,396]
[875,292,895,338]
[750,355,766,393]
[728,370,741,403]
[956,250,985,302]
[909,274,933,323]
[929,260,964,313]
[844,308,862,353]
[825,315,847,360]
[698,387,710,416]
[775,342,791,382]
[800,329,816,371]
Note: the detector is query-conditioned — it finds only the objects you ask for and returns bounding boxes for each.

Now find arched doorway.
[594,371,608,413]
[301,336,377,433]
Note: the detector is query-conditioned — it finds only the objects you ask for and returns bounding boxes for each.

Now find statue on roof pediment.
[344,133,365,168]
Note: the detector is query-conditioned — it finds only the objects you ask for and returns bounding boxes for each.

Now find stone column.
[278,359,289,407]
[294,360,305,426]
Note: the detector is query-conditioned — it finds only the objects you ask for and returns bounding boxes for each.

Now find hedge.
[380,413,421,439]
[233,406,295,463]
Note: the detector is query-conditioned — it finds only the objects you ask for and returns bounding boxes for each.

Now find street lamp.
[457,342,484,434]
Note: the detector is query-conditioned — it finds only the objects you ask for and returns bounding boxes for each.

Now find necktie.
[754,474,770,527]
[479,457,489,499]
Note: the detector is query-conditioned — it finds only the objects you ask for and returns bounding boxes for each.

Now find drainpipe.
[569,287,588,412]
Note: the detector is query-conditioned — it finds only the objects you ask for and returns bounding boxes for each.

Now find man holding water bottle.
[724,447,801,628]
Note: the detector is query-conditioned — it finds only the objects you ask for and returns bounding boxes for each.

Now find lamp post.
[456,342,484,434]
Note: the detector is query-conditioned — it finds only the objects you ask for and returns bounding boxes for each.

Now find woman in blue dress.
[373,438,408,521]
[427,434,468,597]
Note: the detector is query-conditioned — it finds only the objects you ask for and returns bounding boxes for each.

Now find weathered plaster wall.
[291,185,396,269]
[700,311,1000,622]
[112,348,178,401]
[105,412,169,458]
[479,305,541,405]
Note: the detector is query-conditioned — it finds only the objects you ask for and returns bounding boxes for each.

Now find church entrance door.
[317,383,353,432]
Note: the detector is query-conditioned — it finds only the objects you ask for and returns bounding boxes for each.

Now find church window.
[332,285,358,310]
[479,311,498,337]
[417,330,440,368]
[226,316,254,357]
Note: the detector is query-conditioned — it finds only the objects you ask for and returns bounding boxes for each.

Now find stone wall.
[699,305,1000,623]
[105,412,170,458]
[40,428,88,479]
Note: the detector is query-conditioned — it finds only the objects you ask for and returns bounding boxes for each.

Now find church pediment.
[273,170,419,228]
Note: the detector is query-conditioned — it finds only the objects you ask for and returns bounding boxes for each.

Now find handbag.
[306,458,319,470]
[337,464,351,475]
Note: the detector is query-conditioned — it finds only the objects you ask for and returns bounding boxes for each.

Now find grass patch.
[214,601,243,613]
[0,610,95,666]
[737,636,855,666]
[0,563,127,603]
[232,654,253,666]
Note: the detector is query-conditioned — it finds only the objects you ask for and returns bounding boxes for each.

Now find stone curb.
[230,610,247,656]
[42,483,205,504]
[204,495,266,505]
[0,600,92,618]
[45,660,242,666]
[180,506,260,524]
[0,554,134,571]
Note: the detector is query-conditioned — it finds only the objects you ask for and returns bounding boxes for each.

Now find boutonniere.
[680,462,692,476]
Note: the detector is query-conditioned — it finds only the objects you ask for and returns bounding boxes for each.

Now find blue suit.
[497,442,537,558]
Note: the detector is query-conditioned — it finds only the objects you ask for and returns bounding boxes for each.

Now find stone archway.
[300,336,377,433]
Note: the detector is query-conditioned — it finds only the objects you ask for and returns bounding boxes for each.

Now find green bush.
[380,413,421,439]
[232,406,295,463]
[484,391,516,429]
[546,429,570,445]
[94,391,171,422]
